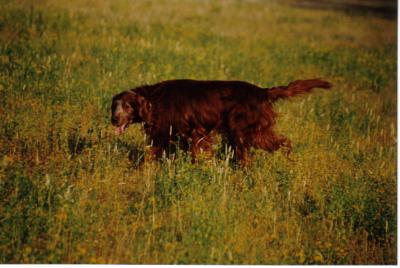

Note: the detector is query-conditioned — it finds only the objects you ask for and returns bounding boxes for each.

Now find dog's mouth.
[115,123,129,135]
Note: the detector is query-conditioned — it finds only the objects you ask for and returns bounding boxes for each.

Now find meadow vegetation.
[0,0,396,264]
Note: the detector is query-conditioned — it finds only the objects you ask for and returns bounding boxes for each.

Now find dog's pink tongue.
[115,124,126,135]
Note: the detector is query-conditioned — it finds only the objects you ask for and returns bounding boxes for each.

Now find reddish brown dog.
[111,79,331,164]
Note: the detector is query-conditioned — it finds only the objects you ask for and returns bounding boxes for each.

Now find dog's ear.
[126,91,152,122]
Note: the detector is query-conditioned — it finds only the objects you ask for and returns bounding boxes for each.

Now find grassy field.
[0,0,397,264]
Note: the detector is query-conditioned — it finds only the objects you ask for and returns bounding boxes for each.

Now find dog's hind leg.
[274,134,292,156]
[258,131,292,156]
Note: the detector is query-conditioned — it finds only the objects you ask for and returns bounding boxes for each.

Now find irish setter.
[111,79,331,164]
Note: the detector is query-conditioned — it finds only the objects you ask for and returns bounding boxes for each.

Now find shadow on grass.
[290,0,397,19]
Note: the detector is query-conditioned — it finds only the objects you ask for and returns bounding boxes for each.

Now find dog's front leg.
[190,135,213,163]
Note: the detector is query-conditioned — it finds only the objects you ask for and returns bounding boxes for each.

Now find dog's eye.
[123,102,133,111]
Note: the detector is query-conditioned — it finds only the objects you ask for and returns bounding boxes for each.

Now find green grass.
[0,0,396,264]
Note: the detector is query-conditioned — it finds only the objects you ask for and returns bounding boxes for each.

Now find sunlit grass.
[0,0,396,264]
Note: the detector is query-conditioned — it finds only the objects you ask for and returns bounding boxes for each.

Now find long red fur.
[111,79,332,164]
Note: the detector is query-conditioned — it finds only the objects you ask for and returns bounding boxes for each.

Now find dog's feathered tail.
[266,79,332,102]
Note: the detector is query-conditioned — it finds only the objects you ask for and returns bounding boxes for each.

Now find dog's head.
[111,91,151,135]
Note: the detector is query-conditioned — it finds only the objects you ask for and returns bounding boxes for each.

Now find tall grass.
[0,0,396,264]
